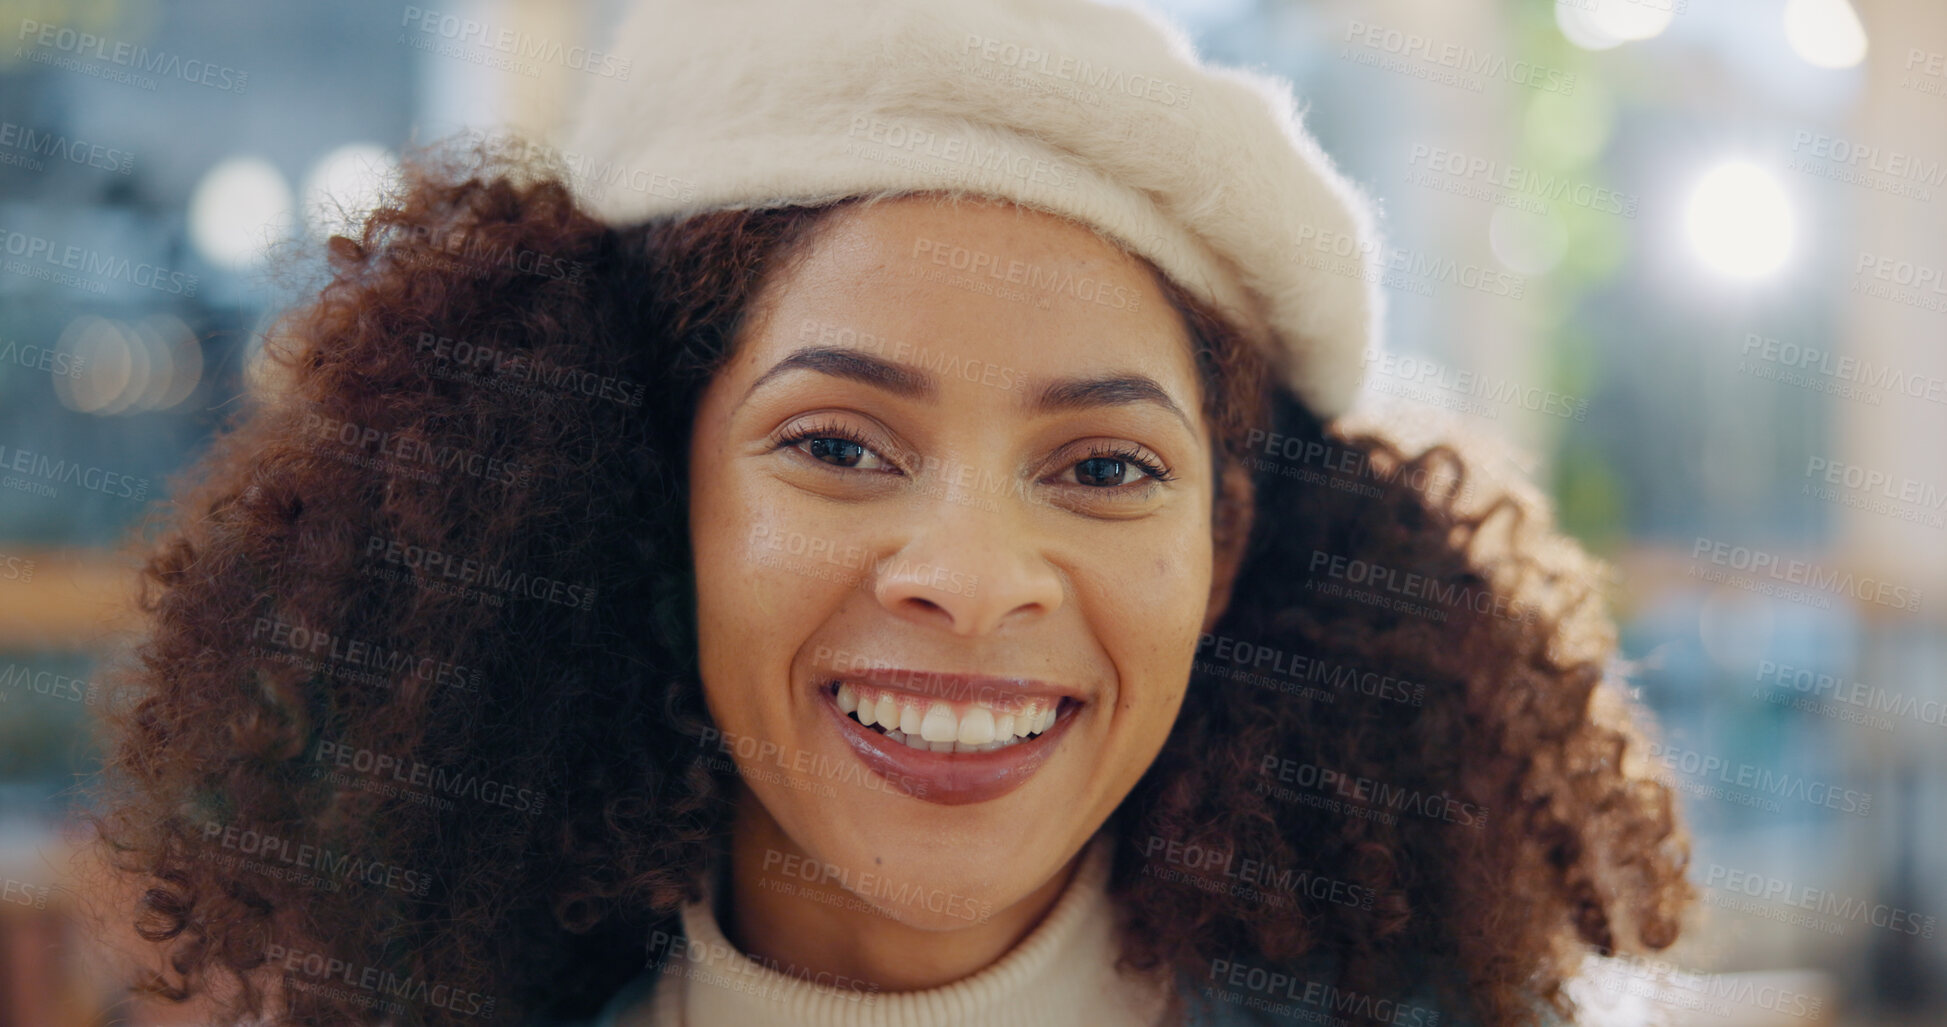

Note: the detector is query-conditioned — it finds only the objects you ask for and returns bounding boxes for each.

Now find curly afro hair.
[88,142,1691,1027]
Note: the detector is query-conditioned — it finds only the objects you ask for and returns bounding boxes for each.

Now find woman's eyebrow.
[744,345,1193,431]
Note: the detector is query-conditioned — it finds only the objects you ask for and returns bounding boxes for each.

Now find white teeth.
[956,707,995,745]
[837,683,1070,750]
[1014,703,1040,737]
[920,702,959,743]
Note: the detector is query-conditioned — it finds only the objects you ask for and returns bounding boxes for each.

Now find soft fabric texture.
[559,0,1384,419]
[592,830,1176,1026]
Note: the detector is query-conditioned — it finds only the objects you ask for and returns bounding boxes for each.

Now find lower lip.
[817,685,1081,807]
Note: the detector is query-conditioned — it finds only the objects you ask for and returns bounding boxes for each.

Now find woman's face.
[688,194,1234,929]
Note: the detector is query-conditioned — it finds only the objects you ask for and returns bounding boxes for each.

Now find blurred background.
[0,0,1940,1024]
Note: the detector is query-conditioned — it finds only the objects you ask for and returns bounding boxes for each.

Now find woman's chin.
[776,833,1025,932]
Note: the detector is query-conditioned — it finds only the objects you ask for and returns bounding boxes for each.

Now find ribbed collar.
[609,830,1172,1027]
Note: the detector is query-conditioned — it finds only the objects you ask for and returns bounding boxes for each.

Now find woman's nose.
[870,486,1065,636]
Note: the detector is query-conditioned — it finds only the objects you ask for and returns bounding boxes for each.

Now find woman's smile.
[809,664,1090,805]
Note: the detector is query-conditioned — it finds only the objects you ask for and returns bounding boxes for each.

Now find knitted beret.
[560,0,1384,420]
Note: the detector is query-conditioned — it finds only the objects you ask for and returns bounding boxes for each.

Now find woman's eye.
[1074,455,1139,487]
[806,437,875,468]
[1064,448,1171,489]
[782,428,896,472]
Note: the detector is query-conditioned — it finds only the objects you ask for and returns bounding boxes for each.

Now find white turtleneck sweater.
[600,831,1174,1027]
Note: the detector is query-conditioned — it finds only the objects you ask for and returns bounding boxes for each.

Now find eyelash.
[771,419,1176,492]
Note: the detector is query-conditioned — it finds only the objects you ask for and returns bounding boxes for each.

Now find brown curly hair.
[87,142,1692,1027]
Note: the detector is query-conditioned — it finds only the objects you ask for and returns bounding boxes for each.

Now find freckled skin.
[686,193,1248,992]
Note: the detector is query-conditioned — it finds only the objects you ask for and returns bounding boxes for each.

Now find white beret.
[561,0,1385,420]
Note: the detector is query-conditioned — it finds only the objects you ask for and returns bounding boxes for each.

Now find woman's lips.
[817,681,1081,806]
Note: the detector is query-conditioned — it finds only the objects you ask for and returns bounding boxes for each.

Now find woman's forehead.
[734,195,1200,394]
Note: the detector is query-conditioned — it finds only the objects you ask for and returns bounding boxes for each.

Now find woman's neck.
[720,786,1085,992]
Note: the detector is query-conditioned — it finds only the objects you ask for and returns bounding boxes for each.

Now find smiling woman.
[86,2,1693,1026]
[688,194,1237,999]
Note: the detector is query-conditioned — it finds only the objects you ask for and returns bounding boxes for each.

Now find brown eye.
[807,437,870,467]
[1075,455,1135,487]
[1060,445,1171,490]
[774,421,897,473]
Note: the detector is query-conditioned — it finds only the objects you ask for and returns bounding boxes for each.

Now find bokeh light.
[1784,0,1868,69]
[1683,161,1795,279]
[300,142,400,242]
[187,156,294,272]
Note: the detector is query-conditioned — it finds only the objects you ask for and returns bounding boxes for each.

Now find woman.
[91,2,1692,1025]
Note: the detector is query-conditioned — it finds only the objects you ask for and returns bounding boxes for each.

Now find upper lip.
[813,665,1087,710]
